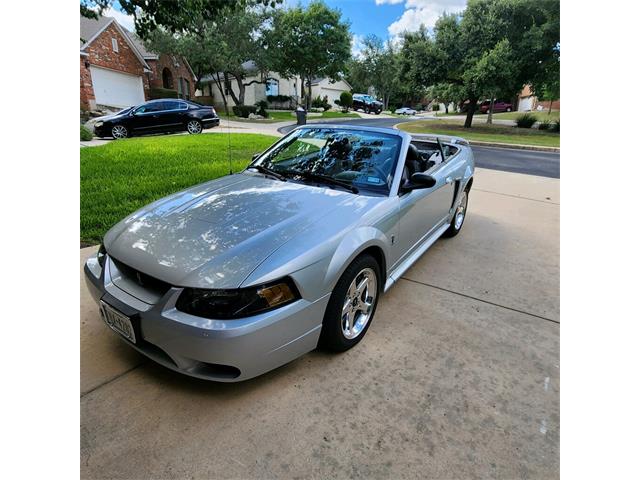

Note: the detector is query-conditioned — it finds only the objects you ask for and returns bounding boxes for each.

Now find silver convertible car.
[84,125,474,381]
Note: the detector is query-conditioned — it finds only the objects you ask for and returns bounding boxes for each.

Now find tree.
[398,0,560,128]
[80,0,278,37]
[347,35,400,110]
[265,1,351,109]
[462,39,515,123]
[145,4,277,110]
[428,83,463,114]
[334,91,353,112]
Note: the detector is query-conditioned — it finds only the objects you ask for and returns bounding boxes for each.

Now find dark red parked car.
[479,99,513,113]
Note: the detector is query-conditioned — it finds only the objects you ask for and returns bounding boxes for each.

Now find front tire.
[111,125,128,139]
[443,188,469,238]
[319,254,381,352]
[506,107,512,112]
[187,119,203,134]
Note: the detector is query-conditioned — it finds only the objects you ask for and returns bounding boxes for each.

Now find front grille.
[110,256,172,297]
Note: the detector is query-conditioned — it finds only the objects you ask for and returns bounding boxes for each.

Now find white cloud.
[351,34,366,59]
[103,6,135,32]
[387,0,467,40]
[375,0,404,5]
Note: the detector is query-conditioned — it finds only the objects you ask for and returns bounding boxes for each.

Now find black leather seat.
[402,144,424,185]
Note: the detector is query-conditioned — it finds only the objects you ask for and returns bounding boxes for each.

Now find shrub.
[538,120,552,130]
[232,105,257,118]
[255,100,269,118]
[550,119,560,133]
[334,91,353,112]
[516,113,537,129]
[80,124,93,141]
[149,87,178,99]
[267,94,292,103]
[430,103,439,111]
[312,95,331,110]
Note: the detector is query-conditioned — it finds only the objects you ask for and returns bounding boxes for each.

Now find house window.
[224,79,232,96]
[111,38,118,52]
[266,79,279,97]
[184,79,191,99]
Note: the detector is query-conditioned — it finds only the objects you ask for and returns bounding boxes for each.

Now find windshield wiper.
[287,170,359,194]
[247,164,287,182]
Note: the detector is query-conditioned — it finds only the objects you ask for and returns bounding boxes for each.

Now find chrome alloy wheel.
[341,268,377,340]
[111,125,127,139]
[454,191,468,230]
[187,120,202,134]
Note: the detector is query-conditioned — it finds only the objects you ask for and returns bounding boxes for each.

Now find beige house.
[309,77,352,106]
[195,62,351,110]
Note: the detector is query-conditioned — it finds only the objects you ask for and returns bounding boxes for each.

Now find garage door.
[518,96,534,112]
[90,66,145,108]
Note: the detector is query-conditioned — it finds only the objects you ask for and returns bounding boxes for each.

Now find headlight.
[97,244,107,268]
[175,277,300,319]
[94,121,103,127]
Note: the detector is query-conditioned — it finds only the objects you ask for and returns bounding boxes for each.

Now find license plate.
[100,301,136,343]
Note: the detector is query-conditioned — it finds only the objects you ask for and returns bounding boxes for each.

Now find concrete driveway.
[80,167,559,479]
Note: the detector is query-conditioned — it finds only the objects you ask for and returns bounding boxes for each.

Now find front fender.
[324,226,390,291]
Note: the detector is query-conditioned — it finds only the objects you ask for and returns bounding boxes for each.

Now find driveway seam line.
[474,188,560,205]
[81,362,146,398]
[400,277,560,325]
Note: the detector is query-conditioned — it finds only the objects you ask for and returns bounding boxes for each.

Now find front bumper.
[93,124,109,137]
[84,254,328,382]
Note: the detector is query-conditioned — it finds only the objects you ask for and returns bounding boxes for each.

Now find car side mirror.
[409,172,437,189]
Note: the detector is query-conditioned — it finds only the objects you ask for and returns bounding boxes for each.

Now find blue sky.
[107,0,468,55]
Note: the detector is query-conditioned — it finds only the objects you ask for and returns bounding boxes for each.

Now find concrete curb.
[466,141,559,153]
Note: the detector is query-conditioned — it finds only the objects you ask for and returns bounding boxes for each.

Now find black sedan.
[92,99,220,139]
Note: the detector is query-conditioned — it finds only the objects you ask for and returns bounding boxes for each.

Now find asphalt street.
[279,117,560,179]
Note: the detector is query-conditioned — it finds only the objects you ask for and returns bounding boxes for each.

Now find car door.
[395,143,457,259]
[158,100,189,132]
[130,102,166,133]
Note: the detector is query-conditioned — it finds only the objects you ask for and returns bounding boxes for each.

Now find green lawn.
[434,110,560,122]
[80,133,278,244]
[398,120,560,147]
[491,110,560,122]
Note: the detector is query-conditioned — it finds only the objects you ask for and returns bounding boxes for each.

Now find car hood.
[104,174,383,289]
[90,110,131,123]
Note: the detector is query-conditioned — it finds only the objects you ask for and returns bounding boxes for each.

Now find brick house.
[516,84,560,112]
[80,15,196,111]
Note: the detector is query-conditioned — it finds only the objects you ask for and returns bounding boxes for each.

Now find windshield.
[254,128,402,195]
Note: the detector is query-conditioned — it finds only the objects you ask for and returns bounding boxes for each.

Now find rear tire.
[319,254,381,352]
[443,188,469,238]
[187,119,203,134]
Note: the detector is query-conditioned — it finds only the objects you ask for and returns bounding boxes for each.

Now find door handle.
[445,177,453,184]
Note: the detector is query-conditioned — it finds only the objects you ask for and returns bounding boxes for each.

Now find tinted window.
[257,128,402,195]
[134,102,164,113]
[164,100,187,111]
